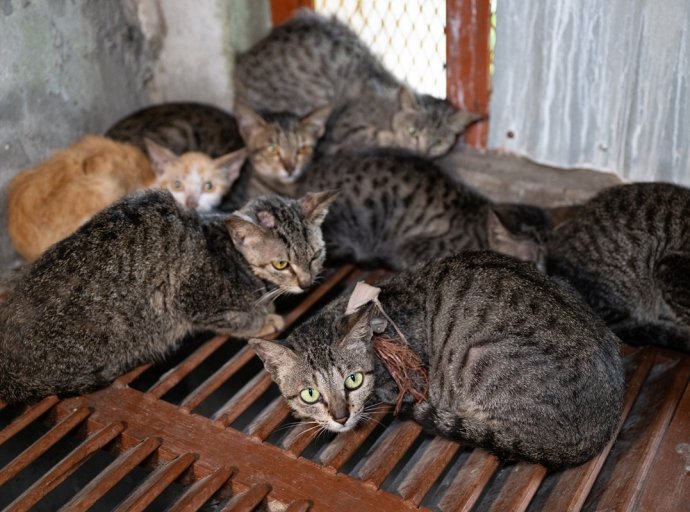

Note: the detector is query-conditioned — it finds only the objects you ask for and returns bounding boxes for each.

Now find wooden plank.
[246,396,292,441]
[6,421,125,512]
[355,420,423,488]
[218,483,272,512]
[285,500,312,512]
[396,437,461,505]
[0,407,91,487]
[169,466,236,512]
[593,356,690,510]
[53,388,424,511]
[212,372,274,426]
[59,436,163,512]
[539,347,657,510]
[446,0,492,147]
[486,463,547,512]
[436,450,501,512]
[0,395,59,446]
[113,452,198,512]
[270,0,313,26]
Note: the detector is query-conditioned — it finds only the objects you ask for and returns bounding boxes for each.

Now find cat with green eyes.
[252,252,624,467]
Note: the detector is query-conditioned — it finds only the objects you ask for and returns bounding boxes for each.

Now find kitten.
[234,10,479,158]
[106,101,243,157]
[296,150,548,270]
[7,135,246,261]
[0,189,337,404]
[251,251,624,468]
[544,183,690,352]
[233,103,332,197]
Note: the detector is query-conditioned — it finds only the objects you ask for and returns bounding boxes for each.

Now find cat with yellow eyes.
[8,134,246,261]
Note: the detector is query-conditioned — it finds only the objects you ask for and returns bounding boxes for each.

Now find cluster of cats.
[2,11,688,470]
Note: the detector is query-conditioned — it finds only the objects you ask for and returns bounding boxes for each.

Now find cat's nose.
[283,162,295,175]
[298,277,312,290]
[332,414,349,425]
[185,196,198,208]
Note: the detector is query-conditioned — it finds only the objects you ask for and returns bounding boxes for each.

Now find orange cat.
[8,135,246,261]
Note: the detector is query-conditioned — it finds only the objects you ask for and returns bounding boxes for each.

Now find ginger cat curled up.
[8,135,246,261]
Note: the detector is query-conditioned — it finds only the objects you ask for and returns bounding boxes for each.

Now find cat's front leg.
[203,309,285,338]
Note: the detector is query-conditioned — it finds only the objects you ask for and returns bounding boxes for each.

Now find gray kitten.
[251,251,624,468]
[234,10,479,158]
[296,150,551,270]
[0,189,336,404]
[543,182,690,352]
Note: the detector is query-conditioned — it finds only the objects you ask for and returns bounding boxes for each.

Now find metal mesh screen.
[313,0,447,97]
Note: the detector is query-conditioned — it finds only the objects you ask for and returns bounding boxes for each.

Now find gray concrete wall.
[489,0,690,185]
[0,0,270,268]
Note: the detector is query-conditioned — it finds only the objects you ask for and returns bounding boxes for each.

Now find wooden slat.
[539,347,657,510]
[396,437,461,505]
[246,396,292,441]
[0,407,92,487]
[436,450,501,512]
[213,372,274,426]
[115,364,152,387]
[594,356,690,510]
[168,466,236,512]
[148,335,230,398]
[285,500,312,512]
[218,483,272,512]
[0,395,59,446]
[113,452,198,512]
[59,436,163,512]
[6,421,125,512]
[316,406,391,468]
[486,463,547,512]
[637,379,690,511]
[354,420,423,487]
[270,0,313,26]
[446,0,492,147]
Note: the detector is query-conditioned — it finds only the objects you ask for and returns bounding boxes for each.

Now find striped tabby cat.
[545,182,690,352]
[251,251,624,468]
[0,189,336,403]
[295,150,552,270]
[234,10,479,158]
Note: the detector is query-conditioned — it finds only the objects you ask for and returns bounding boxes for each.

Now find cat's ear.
[249,338,297,378]
[340,302,387,349]
[225,215,267,247]
[487,207,542,263]
[144,138,177,176]
[398,86,418,111]
[234,103,268,143]
[448,110,484,134]
[213,148,247,185]
[298,190,339,226]
[300,104,333,139]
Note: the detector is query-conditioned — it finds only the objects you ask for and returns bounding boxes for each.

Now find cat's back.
[106,102,242,157]
[235,10,397,114]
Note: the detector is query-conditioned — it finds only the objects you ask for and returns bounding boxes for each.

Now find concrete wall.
[0,0,270,268]
[489,0,690,185]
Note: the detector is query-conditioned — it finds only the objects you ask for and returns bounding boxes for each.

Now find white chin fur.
[326,413,360,433]
[288,286,304,294]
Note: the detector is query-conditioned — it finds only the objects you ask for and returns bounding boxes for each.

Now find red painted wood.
[271,0,313,26]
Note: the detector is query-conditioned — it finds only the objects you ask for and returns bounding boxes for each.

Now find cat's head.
[381,87,482,158]
[225,190,338,293]
[235,103,332,185]
[250,299,386,432]
[145,138,247,211]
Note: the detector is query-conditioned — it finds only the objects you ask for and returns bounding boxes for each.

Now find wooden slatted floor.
[1,265,689,511]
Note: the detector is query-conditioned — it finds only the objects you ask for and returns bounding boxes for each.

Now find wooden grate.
[1,265,689,511]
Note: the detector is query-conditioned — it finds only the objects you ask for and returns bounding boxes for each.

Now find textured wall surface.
[0,0,269,268]
[489,0,690,185]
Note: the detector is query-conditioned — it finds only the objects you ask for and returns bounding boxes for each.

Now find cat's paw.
[255,313,285,337]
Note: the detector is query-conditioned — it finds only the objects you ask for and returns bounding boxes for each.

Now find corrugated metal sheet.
[489,0,690,184]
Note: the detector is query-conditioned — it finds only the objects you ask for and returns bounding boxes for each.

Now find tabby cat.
[234,10,479,158]
[295,150,552,270]
[544,182,690,352]
[0,188,337,403]
[106,102,331,209]
[251,251,624,468]
[7,135,246,261]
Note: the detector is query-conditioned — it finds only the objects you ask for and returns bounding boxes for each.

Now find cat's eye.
[300,388,320,404]
[203,181,214,191]
[265,145,279,156]
[345,372,364,390]
[271,260,289,270]
[408,127,417,136]
[297,145,311,155]
[174,180,184,190]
